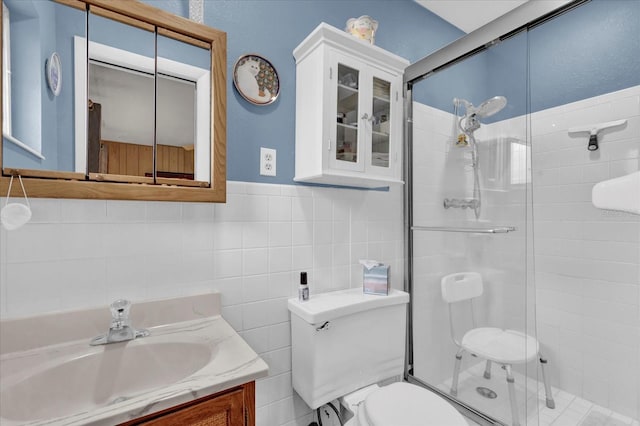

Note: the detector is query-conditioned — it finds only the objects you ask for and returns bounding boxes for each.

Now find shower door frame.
[402,1,588,424]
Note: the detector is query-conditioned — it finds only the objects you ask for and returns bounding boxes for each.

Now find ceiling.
[416,0,528,33]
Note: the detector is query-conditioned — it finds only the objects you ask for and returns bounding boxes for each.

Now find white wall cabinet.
[293,23,409,188]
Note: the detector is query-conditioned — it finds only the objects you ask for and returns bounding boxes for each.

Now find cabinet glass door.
[371,77,391,168]
[336,64,359,164]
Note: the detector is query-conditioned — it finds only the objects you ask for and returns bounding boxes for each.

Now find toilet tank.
[288,288,410,409]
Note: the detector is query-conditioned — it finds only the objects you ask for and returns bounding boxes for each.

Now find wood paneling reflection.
[101,141,194,179]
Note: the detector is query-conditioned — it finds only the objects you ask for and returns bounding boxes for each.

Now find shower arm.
[453,97,473,112]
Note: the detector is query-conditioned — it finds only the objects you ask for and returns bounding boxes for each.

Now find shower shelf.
[412,225,516,234]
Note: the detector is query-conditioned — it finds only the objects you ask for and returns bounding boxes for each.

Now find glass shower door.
[408,30,540,425]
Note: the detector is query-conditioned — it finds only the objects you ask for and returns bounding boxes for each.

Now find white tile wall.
[531,85,640,420]
[0,181,404,426]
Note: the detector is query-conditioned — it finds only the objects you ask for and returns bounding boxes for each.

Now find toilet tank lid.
[288,288,409,324]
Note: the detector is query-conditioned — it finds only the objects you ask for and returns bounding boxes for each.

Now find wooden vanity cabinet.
[119,382,255,426]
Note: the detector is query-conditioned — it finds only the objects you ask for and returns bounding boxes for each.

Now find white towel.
[592,171,640,215]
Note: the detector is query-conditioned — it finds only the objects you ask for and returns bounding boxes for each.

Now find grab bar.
[412,226,516,234]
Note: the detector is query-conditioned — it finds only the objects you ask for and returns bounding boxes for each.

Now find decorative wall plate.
[233,54,279,105]
[46,52,62,96]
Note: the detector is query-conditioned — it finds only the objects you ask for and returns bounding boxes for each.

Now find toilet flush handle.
[315,321,330,332]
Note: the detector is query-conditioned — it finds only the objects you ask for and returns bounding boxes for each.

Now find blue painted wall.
[143,0,463,185]
[5,0,43,161]
[529,0,640,112]
[415,0,640,124]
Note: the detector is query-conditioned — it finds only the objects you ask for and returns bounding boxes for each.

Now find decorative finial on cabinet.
[345,16,378,44]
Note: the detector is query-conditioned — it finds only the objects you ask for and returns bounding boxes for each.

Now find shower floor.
[437,362,639,426]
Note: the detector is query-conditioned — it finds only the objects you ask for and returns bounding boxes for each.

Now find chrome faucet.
[90,299,149,346]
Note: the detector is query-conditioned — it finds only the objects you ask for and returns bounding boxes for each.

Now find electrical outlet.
[260,147,276,176]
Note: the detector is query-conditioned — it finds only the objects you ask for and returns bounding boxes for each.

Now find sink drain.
[476,387,497,399]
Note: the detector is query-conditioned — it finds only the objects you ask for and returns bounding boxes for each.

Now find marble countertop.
[0,293,269,425]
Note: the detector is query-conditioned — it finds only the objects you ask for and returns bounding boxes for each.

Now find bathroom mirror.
[0,0,227,202]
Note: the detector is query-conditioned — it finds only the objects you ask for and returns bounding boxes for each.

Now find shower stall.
[404,1,640,425]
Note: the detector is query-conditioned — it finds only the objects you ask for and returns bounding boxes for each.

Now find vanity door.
[137,389,244,426]
[119,382,254,426]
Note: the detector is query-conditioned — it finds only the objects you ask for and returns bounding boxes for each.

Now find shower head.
[454,96,507,119]
[475,96,507,118]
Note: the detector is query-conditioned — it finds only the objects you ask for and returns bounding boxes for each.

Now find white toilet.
[288,288,467,426]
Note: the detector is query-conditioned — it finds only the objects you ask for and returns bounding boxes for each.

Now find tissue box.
[363,265,389,295]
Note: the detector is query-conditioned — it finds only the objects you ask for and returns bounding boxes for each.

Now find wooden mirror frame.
[0,0,226,202]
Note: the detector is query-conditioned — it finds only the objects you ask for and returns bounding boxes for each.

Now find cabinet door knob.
[361,113,374,122]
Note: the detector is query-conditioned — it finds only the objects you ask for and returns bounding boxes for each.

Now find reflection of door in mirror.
[2,0,85,173]
[87,101,105,174]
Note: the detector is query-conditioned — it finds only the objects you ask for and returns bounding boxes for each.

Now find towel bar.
[411,226,516,234]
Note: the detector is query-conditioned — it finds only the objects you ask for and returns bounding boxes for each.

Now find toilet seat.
[359,383,467,426]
